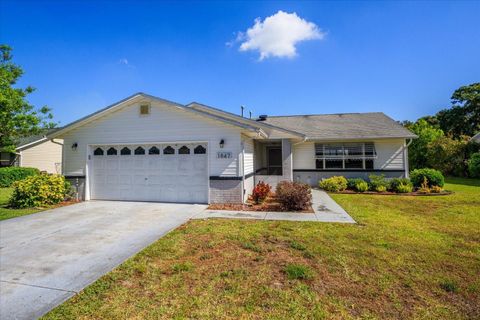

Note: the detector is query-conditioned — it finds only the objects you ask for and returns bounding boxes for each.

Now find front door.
[267,147,282,175]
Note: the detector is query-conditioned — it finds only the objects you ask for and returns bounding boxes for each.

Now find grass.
[43,177,480,319]
[0,187,42,221]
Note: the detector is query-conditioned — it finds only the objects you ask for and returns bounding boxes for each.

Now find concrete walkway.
[0,201,206,320]
[192,189,355,223]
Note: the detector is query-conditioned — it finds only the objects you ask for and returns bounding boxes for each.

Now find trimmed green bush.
[347,178,364,190]
[396,183,413,193]
[388,178,412,192]
[368,174,389,192]
[468,153,480,178]
[410,168,445,188]
[9,174,71,208]
[319,176,347,192]
[0,167,40,187]
[355,180,369,192]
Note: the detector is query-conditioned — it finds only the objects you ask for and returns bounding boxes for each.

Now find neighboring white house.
[0,132,63,174]
[48,93,417,204]
[471,132,480,143]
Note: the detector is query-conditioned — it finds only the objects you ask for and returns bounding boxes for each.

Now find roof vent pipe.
[257,115,268,121]
[240,105,244,117]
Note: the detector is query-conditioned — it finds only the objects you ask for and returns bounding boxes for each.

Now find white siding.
[20,140,63,174]
[243,136,254,175]
[292,139,406,170]
[61,101,241,177]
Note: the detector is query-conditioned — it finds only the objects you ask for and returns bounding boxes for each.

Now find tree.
[437,83,480,138]
[406,119,444,170]
[425,135,469,176]
[0,45,55,153]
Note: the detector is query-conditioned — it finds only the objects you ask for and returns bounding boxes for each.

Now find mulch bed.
[331,190,453,196]
[207,194,314,213]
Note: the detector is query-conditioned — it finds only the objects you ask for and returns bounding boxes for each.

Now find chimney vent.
[257,115,268,121]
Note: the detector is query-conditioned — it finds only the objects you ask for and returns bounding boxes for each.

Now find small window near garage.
[163,146,175,155]
[120,147,131,155]
[194,145,206,154]
[139,104,150,116]
[148,146,160,155]
[178,146,190,154]
[93,147,104,156]
[134,146,145,155]
[107,147,117,155]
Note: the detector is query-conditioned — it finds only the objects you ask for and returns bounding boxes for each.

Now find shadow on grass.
[445,177,480,187]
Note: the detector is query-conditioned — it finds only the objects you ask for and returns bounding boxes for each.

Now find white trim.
[16,137,47,151]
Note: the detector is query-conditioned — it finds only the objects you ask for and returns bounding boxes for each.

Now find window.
[148,146,160,155]
[163,146,175,154]
[134,146,145,155]
[121,147,131,155]
[139,104,150,115]
[194,145,206,154]
[107,147,117,155]
[315,143,377,170]
[178,146,190,154]
[93,148,104,156]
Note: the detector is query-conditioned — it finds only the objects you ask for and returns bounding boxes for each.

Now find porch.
[253,139,292,188]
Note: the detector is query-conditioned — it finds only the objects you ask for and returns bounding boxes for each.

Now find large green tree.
[436,83,480,138]
[406,119,444,170]
[0,45,55,153]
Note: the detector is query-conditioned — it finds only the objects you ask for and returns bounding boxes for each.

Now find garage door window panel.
[163,146,175,154]
[135,147,145,155]
[121,147,131,155]
[194,145,206,154]
[179,146,190,154]
[107,147,117,156]
[94,148,104,156]
[149,146,160,155]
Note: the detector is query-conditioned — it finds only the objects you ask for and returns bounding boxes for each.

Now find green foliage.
[406,119,444,170]
[0,45,56,153]
[396,183,413,193]
[283,264,313,280]
[0,167,40,187]
[410,169,445,188]
[368,174,389,192]
[468,153,480,178]
[347,178,363,189]
[440,280,458,293]
[388,178,412,192]
[9,174,69,208]
[355,180,369,192]
[275,181,312,211]
[437,83,480,138]
[425,135,471,176]
[318,176,347,192]
[171,262,192,273]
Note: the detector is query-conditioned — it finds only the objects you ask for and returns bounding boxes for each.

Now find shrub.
[410,168,445,188]
[417,177,431,193]
[9,174,69,208]
[368,174,389,192]
[431,185,443,193]
[284,264,313,280]
[249,181,271,204]
[0,167,40,187]
[396,183,413,193]
[347,178,364,190]
[355,181,369,192]
[276,181,312,211]
[318,176,347,192]
[468,153,480,178]
[388,178,412,192]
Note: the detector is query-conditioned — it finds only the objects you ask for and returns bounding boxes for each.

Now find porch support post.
[281,139,293,181]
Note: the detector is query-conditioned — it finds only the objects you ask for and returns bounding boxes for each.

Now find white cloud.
[237,11,324,60]
[118,58,129,65]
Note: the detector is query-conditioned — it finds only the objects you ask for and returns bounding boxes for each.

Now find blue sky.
[1,1,479,126]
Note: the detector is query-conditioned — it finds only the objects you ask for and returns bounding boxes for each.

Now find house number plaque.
[217,151,232,159]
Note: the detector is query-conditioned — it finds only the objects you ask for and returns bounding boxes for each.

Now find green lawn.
[0,187,42,221]
[43,178,480,319]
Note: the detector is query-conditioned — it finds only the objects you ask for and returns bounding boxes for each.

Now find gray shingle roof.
[263,112,417,140]
[17,128,62,148]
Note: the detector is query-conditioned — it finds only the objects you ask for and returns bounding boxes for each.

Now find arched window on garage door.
[107,147,117,155]
[194,145,206,154]
[148,146,160,155]
[121,147,131,155]
[134,146,145,155]
[163,146,175,155]
[94,147,104,156]
[178,146,190,154]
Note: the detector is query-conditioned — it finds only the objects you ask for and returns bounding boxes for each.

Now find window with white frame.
[315,142,376,170]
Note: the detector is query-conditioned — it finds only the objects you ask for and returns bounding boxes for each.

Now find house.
[471,132,480,143]
[48,93,417,204]
[0,131,63,174]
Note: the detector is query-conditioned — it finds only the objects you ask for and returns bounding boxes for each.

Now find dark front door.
[267,147,282,175]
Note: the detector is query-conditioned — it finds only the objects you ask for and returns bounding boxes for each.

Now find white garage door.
[90,143,208,203]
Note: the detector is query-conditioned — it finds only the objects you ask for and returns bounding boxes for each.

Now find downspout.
[50,138,64,175]
[404,139,413,178]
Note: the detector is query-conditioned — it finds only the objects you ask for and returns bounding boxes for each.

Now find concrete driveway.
[0,201,206,320]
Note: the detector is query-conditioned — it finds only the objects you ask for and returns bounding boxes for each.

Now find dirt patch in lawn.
[208,195,314,213]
